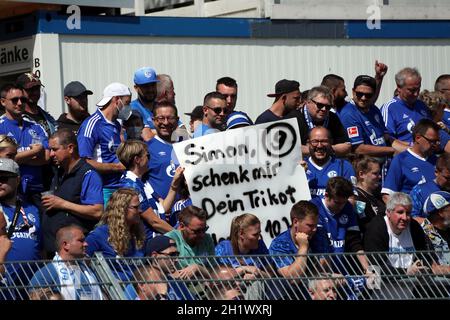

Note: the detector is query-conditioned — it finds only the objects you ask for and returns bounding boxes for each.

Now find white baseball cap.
[97,82,131,107]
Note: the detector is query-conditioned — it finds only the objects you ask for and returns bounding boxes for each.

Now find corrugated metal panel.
[58,35,450,125]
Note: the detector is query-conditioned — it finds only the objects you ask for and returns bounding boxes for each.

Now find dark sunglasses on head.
[207,106,230,115]
[7,97,28,105]
[311,99,332,111]
[354,91,374,99]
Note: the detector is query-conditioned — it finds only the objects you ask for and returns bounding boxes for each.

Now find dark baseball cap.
[64,81,93,97]
[16,73,44,89]
[145,235,176,255]
[267,79,300,97]
[353,75,377,91]
[184,105,204,120]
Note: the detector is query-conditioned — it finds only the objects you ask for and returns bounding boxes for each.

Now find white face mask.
[117,99,132,121]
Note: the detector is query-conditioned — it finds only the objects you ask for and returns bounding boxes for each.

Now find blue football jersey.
[410,180,441,218]
[306,157,357,198]
[381,149,437,195]
[77,109,122,188]
[0,116,48,192]
[442,109,450,129]
[339,102,388,147]
[381,97,431,143]
[311,197,359,254]
[147,136,178,198]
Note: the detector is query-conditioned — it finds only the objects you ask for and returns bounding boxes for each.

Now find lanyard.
[303,106,329,131]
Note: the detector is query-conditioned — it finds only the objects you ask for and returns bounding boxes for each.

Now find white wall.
[53,34,450,125]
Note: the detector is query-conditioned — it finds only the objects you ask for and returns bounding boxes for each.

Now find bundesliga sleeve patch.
[347,126,359,138]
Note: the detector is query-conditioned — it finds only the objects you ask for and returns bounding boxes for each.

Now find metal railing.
[1,251,449,300]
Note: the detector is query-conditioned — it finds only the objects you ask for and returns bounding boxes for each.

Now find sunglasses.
[354,91,374,99]
[6,96,28,105]
[310,99,332,111]
[206,106,230,115]
[0,175,15,183]
[420,135,440,146]
[161,251,179,257]
[186,225,210,235]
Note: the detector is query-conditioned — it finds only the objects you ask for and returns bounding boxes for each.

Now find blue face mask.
[117,100,132,121]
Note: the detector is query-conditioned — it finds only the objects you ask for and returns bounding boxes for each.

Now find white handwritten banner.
[173,118,311,246]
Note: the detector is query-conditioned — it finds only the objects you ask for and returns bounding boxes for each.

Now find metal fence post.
[91,252,126,300]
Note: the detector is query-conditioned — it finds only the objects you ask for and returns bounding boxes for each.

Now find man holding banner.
[173,117,311,247]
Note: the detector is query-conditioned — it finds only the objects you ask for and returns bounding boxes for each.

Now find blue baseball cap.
[423,191,450,215]
[133,67,159,85]
[226,111,251,129]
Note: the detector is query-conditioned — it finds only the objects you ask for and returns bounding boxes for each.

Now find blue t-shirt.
[381,149,437,195]
[2,202,41,283]
[193,123,220,138]
[119,171,164,241]
[381,97,431,142]
[0,116,48,192]
[130,99,156,130]
[147,136,178,198]
[306,157,356,198]
[311,197,359,254]
[269,229,330,269]
[85,224,145,281]
[215,239,269,269]
[410,180,441,218]
[77,109,123,188]
[339,102,388,147]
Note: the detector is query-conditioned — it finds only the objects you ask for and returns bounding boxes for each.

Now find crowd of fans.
[0,62,449,300]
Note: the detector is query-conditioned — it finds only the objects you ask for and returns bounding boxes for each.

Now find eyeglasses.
[154,116,178,123]
[309,139,330,147]
[186,225,209,235]
[6,96,28,105]
[420,135,440,146]
[354,91,374,99]
[0,176,14,184]
[310,99,332,111]
[206,106,230,115]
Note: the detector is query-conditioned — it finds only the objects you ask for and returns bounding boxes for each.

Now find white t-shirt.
[384,216,415,268]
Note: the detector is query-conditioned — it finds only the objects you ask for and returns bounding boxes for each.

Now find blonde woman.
[0,135,18,159]
[215,213,271,277]
[86,188,145,281]
[117,139,184,240]
[419,90,448,133]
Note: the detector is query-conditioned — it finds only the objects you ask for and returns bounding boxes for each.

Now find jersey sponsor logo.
[407,119,415,132]
[339,214,349,224]
[27,213,36,223]
[166,163,176,177]
[327,170,337,178]
[158,151,166,156]
[347,126,359,138]
[310,188,326,196]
